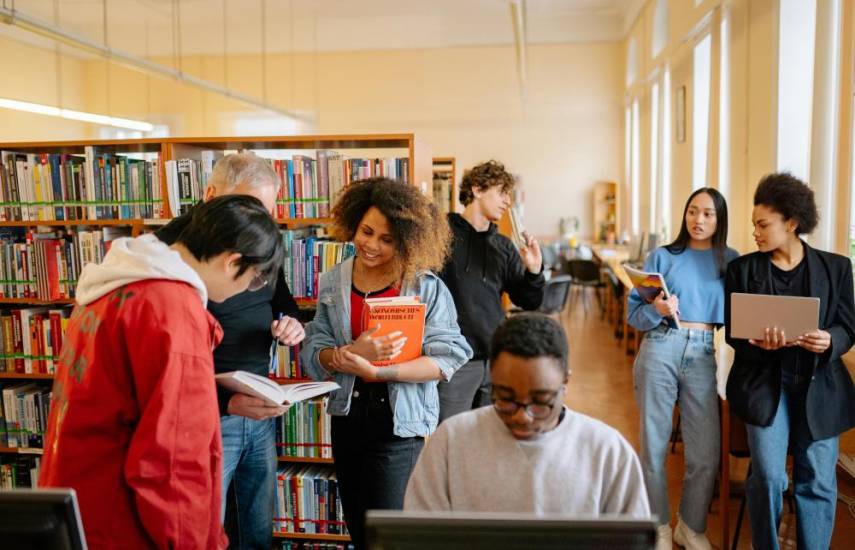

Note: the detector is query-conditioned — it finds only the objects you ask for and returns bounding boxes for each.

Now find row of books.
[0,228,121,300]
[279,542,353,550]
[271,343,306,380]
[275,398,332,459]
[274,464,348,535]
[0,149,163,221]
[282,234,355,299]
[0,455,40,488]
[165,152,409,220]
[0,307,71,375]
[0,383,52,448]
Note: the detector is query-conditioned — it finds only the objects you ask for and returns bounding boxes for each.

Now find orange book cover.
[362,297,426,366]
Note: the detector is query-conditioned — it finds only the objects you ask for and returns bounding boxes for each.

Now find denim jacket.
[300,257,473,437]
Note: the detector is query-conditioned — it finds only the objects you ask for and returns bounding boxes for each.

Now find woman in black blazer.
[725,173,855,550]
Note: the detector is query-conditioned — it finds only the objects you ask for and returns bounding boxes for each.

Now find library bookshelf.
[0,133,428,547]
[432,157,456,214]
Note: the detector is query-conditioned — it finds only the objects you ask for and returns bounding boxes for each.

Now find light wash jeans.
[633,325,719,532]
[221,415,277,550]
[745,368,839,550]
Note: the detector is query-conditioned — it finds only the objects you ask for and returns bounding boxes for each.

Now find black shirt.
[770,257,812,384]
[156,207,300,415]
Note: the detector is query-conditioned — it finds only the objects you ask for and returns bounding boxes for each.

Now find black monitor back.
[366,510,656,550]
[0,488,87,550]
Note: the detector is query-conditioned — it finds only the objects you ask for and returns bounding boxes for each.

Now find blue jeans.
[331,380,424,550]
[745,369,839,550]
[221,415,277,550]
[633,325,719,532]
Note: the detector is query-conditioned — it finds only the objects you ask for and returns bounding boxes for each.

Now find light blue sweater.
[627,246,740,331]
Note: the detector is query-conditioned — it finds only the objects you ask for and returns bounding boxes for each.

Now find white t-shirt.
[404,405,651,517]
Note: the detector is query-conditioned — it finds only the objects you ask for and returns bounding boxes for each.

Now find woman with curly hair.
[300,177,472,549]
[725,173,855,550]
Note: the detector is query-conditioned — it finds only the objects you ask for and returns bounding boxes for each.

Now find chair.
[567,259,606,316]
[508,275,572,319]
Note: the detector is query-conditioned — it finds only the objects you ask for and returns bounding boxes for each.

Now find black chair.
[567,259,605,316]
[508,275,572,319]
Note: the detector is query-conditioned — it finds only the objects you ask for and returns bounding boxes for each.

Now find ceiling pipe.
[0,5,311,122]
[509,0,528,101]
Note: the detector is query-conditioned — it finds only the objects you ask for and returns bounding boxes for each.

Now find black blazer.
[725,242,855,440]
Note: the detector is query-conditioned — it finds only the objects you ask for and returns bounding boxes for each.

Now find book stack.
[275,399,332,459]
[0,382,52,448]
[0,307,71,374]
[0,149,162,221]
[279,541,352,550]
[282,232,355,299]
[0,455,41,488]
[271,342,305,379]
[274,464,348,535]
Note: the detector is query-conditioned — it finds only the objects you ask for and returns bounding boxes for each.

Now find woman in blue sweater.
[627,188,739,550]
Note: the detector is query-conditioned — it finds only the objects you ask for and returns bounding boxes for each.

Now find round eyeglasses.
[490,390,561,420]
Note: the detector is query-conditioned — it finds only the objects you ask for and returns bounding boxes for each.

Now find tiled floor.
[560,295,855,549]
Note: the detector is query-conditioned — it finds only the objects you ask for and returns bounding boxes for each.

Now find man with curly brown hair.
[438,160,545,422]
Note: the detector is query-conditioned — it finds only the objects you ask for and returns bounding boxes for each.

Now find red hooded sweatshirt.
[39,234,228,549]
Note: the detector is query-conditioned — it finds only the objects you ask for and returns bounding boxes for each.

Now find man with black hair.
[156,152,304,549]
[39,195,285,549]
[404,313,649,517]
[438,160,545,422]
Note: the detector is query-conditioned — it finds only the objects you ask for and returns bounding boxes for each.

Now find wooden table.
[590,245,641,354]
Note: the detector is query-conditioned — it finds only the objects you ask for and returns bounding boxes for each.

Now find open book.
[621,263,681,330]
[363,296,426,366]
[215,371,340,407]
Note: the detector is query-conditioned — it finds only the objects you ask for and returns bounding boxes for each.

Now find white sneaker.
[656,524,673,550]
[673,517,712,550]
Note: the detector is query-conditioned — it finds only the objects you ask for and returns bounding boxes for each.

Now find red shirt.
[39,279,228,550]
[350,283,399,382]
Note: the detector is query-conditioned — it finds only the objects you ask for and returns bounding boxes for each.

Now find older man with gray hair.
[157,152,304,549]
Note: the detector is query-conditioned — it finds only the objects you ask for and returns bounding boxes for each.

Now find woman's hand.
[330,348,377,379]
[796,330,831,354]
[653,291,679,318]
[271,316,305,346]
[749,327,798,351]
[347,324,407,362]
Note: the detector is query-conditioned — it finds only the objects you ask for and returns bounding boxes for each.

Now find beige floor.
[559,294,855,549]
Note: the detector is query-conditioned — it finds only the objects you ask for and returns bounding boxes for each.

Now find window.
[626,38,639,86]
[650,83,659,231]
[631,99,641,235]
[693,34,711,190]
[661,68,672,239]
[719,13,730,199]
[776,0,817,181]
[652,0,669,58]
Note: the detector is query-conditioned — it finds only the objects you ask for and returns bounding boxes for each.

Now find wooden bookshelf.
[593,181,619,243]
[277,455,334,464]
[273,531,350,542]
[432,157,456,214]
[0,445,44,455]
[0,372,54,380]
[0,298,75,306]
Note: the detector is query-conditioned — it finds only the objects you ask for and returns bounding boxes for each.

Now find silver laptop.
[730,293,820,340]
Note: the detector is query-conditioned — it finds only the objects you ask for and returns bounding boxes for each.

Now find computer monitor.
[365,510,656,550]
[0,488,88,550]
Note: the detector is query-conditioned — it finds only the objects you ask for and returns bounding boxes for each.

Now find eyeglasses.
[490,389,562,420]
[248,272,269,292]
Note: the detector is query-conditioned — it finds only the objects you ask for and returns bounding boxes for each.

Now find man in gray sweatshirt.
[404,313,650,517]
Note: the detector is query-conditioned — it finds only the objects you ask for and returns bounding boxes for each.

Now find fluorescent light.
[0,97,154,132]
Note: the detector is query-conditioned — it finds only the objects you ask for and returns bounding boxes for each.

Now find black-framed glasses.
[490,388,562,420]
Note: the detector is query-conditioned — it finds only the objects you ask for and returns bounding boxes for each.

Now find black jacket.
[156,207,299,415]
[724,242,855,440]
[438,213,544,360]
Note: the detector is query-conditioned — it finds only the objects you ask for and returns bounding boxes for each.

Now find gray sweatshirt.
[404,405,651,517]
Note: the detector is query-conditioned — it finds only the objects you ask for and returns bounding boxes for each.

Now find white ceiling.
[0,0,645,58]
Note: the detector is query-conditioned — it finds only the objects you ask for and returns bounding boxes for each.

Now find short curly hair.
[753,172,819,235]
[459,160,516,206]
[331,177,451,282]
[489,313,568,377]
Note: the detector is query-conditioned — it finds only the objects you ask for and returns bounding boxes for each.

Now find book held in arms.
[362,297,426,367]
[507,206,527,250]
[215,371,339,407]
[621,264,681,329]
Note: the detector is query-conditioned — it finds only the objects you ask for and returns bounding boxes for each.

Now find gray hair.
[209,152,278,192]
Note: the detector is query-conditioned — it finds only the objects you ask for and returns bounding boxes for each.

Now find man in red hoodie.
[39,195,284,549]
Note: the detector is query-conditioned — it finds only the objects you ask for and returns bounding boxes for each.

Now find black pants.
[331,380,424,550]
[437,359,491,423]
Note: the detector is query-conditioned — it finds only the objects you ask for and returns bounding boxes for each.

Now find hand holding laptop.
[730,293,830,353]
[749,327,831,353]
